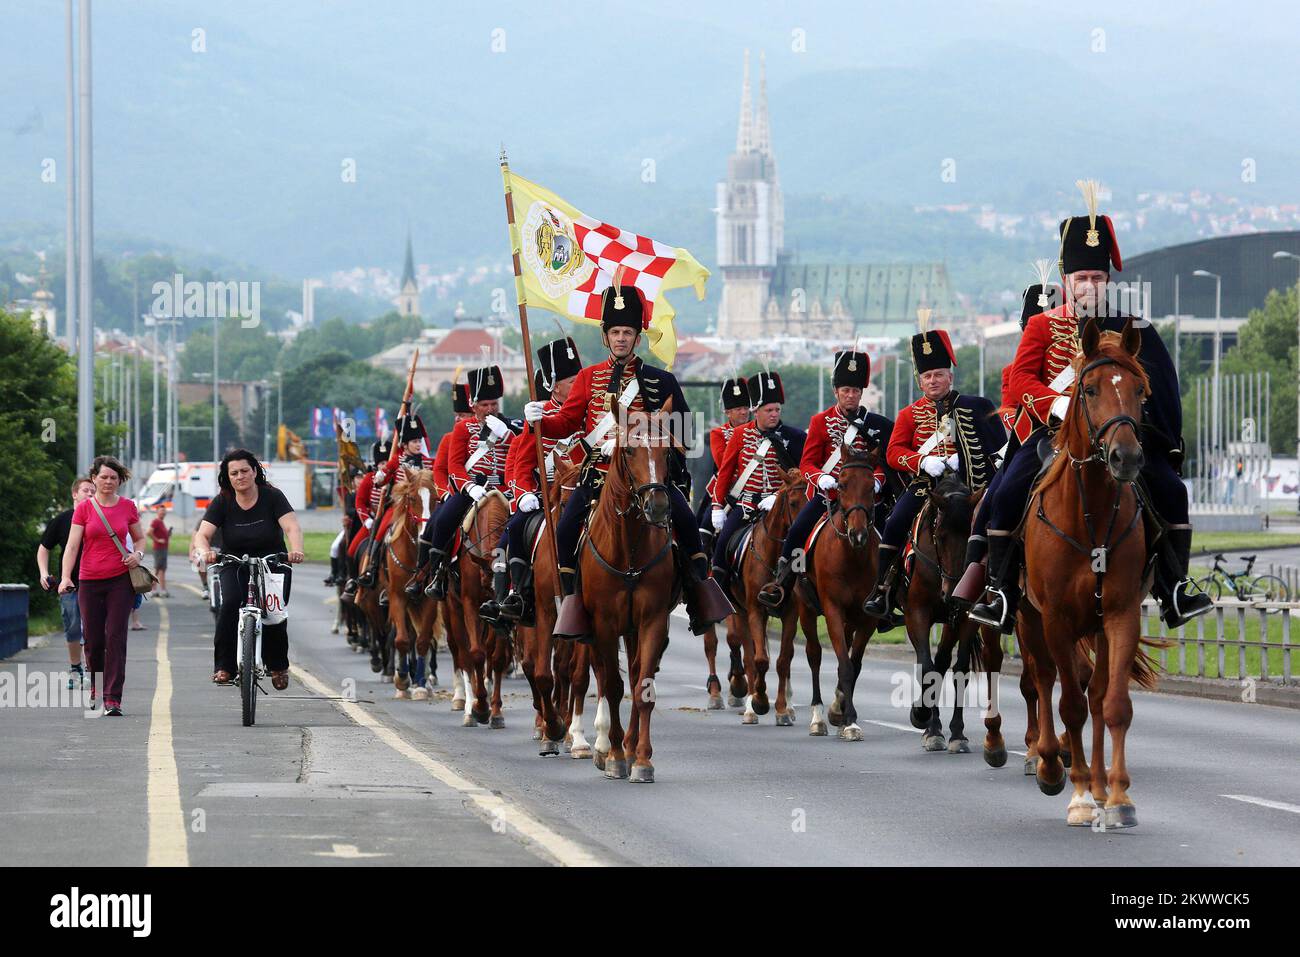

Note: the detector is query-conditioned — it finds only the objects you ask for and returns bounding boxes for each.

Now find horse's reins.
[1035,354,1143,617]
[828,459,878,546]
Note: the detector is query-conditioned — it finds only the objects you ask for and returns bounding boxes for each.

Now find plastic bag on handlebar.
[262,567,289,625]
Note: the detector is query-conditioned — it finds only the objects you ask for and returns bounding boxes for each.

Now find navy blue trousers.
[986,429,1189,532]
[711,506,750,571]
[881,487,927,549]
[781,497,825,563]
[498,509,532,564]
[556,479,703,571]
[429,490,473,552]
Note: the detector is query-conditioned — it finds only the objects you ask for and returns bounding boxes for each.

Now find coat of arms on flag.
[503,166,709,368]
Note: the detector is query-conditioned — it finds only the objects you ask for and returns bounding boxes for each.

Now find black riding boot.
[479,564,510,624]
[1152,525,1213,628]
[499,558,530,622]
[358,536,383,588]
[404,537,433,598]
[757,555,794,611]
[862,544,900,620]
[324,554,340,586]
[969,533,1020,634]
[423,547,451,600]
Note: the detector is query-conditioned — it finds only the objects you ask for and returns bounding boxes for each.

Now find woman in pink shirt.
[59,456,146,716]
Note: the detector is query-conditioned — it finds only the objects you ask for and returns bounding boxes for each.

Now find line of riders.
[325,190,1212,651]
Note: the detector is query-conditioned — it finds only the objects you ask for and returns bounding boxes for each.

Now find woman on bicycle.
[191,449,304,689]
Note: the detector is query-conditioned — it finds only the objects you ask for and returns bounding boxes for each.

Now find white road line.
[861,718,922,734]
[178,582,205,598]
[291,662,604,867]
[1221,794,1300,815]
[146,602,189,866]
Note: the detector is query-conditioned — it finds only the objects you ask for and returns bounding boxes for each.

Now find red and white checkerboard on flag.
[503,166,709,368]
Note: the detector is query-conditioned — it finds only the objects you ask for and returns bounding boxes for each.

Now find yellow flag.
[504,167,709,368]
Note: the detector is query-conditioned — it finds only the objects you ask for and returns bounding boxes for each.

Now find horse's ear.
[1120,317,1141,356]
[1080,318,1101,356]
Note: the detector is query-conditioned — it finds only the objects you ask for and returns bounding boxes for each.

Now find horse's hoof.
[592,751,607,771]
[531,727,543,741]
[809,721,828,737]
[461,713,476,727]
[330,625,339,635]
[489,715,506,730]
[571,745,592,760]
[707,695,725,711]
[629,765,654,784]
[909,705,931,730]
[726,695,744,709]
[370,659,383,674]
[923,733,947,752]
[451,698,465,713]
[947,737,970,754]
[1067,794,1098,827]
[983,745,1008,768]
[1061,749,1073,770]
[539,740,560,757]
[828,708,844,728]
[1036,764,1066,796]
[411,687,430,701]
[775,712,794,727]
[604,758,628,780]
[1023,756,1037,776]
[394,688,410,700]
[751,695,770,716]
[741,712,758,725]
[1103,804,1138,829]
[380,674,393,684]
[838,724,863,742]
[472,709,491,726]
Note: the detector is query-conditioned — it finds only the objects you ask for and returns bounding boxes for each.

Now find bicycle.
[210,552,290,726]
[1195,553,1291,609]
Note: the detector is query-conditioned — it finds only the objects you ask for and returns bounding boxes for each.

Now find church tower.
[395,229,420,317]
[716,50,783,339]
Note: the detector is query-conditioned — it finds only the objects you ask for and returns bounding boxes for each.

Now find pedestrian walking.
[37,477,96,689]
[58,456,146,717]
[149,505,171,598]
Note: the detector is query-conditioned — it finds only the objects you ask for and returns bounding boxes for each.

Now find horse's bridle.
[828,459,877,546]
[1069,356,1143,465]
[612,447,672,529]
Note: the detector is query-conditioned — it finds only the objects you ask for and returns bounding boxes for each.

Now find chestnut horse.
[1020,320,1162,828]
[901,475,983,753]
[700,618,748,710]
[383,469,436,700]
[795,449,880,741]
[578,411,677,783]
[728,467,807,727]
[444,490,511,728]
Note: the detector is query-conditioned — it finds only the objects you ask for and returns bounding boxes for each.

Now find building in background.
[395,229,420,318]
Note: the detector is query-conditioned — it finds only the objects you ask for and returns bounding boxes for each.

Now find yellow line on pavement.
[146,602,189,866]
[292,663,604,867]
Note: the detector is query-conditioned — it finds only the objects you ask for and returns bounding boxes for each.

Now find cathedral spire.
[401,227,416,290]
[735,49,753,153]
[754,51,771,158]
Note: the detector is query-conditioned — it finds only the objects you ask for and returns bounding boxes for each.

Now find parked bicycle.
[1195,553,1291,609]
[210,552,290,726]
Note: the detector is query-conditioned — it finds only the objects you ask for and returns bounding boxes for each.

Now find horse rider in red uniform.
[697,377,752,542]
[341,432,391,600]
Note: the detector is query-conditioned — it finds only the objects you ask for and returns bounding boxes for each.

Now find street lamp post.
[1193,270,1222,479]
[1272,250,1300,512]
[212,314,220,463]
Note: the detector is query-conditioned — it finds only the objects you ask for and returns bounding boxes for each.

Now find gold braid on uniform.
[954,407,989,492]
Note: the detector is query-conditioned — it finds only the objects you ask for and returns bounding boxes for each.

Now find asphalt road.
[2,561,1297,866]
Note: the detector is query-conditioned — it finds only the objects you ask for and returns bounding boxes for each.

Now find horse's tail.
[967,621,990,674]
[1077,633,1166,691]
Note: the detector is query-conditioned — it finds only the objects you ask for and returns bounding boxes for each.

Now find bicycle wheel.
[1245,574,1289,609]
[1194,576,1222,602]
[239,613,257,727]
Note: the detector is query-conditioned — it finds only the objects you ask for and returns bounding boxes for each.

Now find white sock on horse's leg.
[594,698,611,754]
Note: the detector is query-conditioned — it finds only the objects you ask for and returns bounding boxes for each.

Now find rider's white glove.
[944,453,959,471]
[711,507,726,532]
[374,466,388,487]
[466,483,486,503]
[518,492,540,513]
[921,455,946,478]
[1049,395,1070,424]
[600,438,616,457]
[757,494,777,512]
[874,477,883,494]
[523,401,547,424]
[484,414,509,440]
[363,517,374,529]
[817,474,838,492]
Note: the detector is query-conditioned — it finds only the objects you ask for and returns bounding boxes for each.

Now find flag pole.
[500,148,563,598]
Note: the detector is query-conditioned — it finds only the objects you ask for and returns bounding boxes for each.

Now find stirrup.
[968,589,1007,628]
[757,582,785,611]
[1162,580,1213,628]
[862,585,893,620]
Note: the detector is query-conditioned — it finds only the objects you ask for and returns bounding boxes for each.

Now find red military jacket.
[505,397,577,505]
[801,405,884,499]
[536,356,649,473]
[354,470,382,525]
[447,415,514,494]
[712,421,789,508]
[704,421,740,501]
[381,443,434,481]
[1007,305,1083,443]
[888,395,960,476]
[431,432,453,499]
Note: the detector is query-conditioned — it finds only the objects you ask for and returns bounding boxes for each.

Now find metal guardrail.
[1001,598,1298,685]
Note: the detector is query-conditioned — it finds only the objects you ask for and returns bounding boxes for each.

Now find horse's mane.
[1036,331,1149,496]
[389,468,433,537]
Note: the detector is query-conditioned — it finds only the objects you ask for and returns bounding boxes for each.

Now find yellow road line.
[292,663,605,867]
[146,602,189,866]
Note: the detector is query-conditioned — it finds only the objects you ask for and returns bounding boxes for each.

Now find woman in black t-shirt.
[191,449,305,689]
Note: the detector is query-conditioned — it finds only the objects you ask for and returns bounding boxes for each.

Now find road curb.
[862,642,1300,710]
